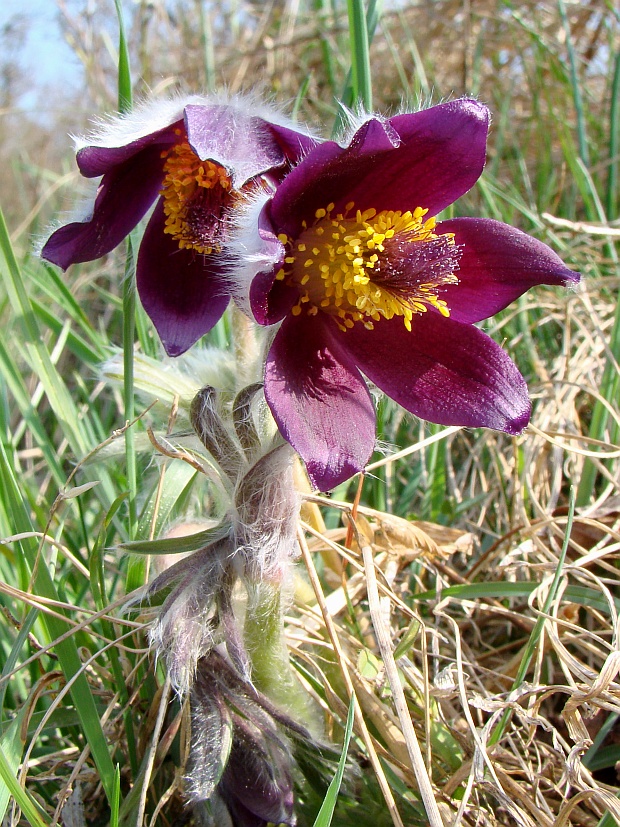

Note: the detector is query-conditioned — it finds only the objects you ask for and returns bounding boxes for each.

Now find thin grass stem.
[489,487,576,745]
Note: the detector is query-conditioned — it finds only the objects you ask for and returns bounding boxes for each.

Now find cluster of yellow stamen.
[160,132,236,254]
[276,202,459,332]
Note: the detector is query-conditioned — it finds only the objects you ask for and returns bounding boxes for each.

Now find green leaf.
[312,694,355,827]
[120,519,230,555]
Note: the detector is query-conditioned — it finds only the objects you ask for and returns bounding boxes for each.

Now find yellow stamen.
[278,203,460,332]
[160,137,236,254]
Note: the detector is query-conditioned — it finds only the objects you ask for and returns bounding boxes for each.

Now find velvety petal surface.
[41,145,166,270]
[249,206,297,325]
[186,106,283,185]
[439,217,580,323]
[137,199,231,356]
[185,106,316,187]
[264,313,376,490]
[269,98,489,237]
[76,123,180,177]
[345,312,531,434]
[220,721,294,827]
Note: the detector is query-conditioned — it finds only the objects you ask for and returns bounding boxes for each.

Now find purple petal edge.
[264,314,376,490]
[345,312,531,435]
[439,217,580,324]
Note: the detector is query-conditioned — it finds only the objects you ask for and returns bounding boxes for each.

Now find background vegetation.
[0,1,619,825]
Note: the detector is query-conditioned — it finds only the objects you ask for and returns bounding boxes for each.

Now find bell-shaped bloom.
[243,99,580,491]
[189,651,303,827]
[41,95,318,355]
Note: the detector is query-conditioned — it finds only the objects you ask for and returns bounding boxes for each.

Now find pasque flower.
[189,651,303,827]
[244,99,580,491]
[41,95,317,355]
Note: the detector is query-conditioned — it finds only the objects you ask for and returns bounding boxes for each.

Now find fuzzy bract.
[242,98,580,491]
[41,95,318,355]
[189,652,303,827]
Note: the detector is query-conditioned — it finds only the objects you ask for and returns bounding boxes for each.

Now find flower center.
[160,133,238,254]
[276,202,461,331]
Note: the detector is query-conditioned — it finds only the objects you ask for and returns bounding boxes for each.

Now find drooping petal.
[270,98,489,237]
[345,312,531,434]
[137,199,231,356]
[76,122,180,177]
[264,313,376,490]
[439,217,580,323]
[41,145,166,270]
[185,105,318,187]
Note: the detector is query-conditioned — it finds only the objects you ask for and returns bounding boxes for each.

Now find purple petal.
[221,720,294,827]
[137,199,231,356]
[76,122,180,177]
[41,145,166,270]
[266,122,320,165]
[345,313,531,434]
[270,98,489,236]
[439,217,580,323]
[264,313,376,490]
[185,106,318,187]
[249,206,296,325]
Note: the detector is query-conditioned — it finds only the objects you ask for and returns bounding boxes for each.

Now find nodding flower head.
[243,98,580,491]
[189,651,305,827]
[41,94,318,356]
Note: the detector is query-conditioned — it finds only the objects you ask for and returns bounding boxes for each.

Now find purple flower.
[189,652,303,827]
[244,99,580,491]
[41,95,318,356]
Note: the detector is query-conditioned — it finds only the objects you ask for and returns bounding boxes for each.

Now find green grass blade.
[0,737,50,827]
[0,207,91,459]
[607,48,620,219]
[0,332,66,488]
[0,439,117,805]
[346,0,373,112]
[335,0,382,134]
[0,709,26,823]
[120,519,229,555]
[114,0,132,114]
[312,693,355,827]
[122,242,138,542]
[489,488,575,745]
[557,0,589,167]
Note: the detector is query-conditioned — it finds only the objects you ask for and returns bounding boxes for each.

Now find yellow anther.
[274,200,459,331]
[160,139,236,254]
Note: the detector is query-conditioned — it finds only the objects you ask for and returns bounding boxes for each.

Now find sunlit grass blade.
[489,487,575,745]
[0,439,117,805]
[312,694,355,827]
[113,0,132,114]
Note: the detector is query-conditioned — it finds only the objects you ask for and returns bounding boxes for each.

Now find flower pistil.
[276,203,461,331]
[160,132,237,254]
